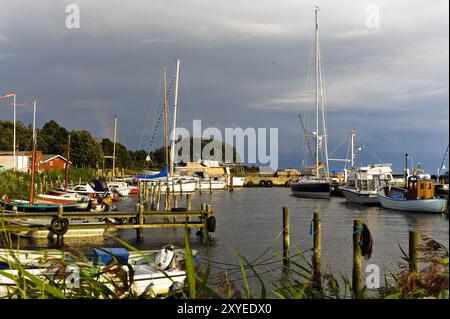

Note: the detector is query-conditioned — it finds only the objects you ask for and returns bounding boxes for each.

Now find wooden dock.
[0,198,215,243]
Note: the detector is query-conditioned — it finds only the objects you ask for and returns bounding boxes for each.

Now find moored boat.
[377,177,448,213]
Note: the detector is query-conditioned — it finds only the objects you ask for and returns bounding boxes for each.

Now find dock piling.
[312,211,321,284]
[409,230,419,272]
[282,207,290,268]
[352,220,363,295]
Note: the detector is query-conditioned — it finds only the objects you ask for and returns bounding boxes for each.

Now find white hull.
[377,194,447,213]
[230,177,245,187]
[7,219,109,238]
[198,180,227,190]
[0,265,185,297]
[144,179,197,193]
[340,187,379,205]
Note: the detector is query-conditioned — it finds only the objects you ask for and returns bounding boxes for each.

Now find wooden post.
[165,183,170,211]
[137,204,144,242]
[173,194,178,208]
[156,181,162,210]
[58,205,64,218]
[312,211,321,284]
[78,177,81,185]
[12,206,18,214]
[352,220,363,295]
[150,185,155,210]
[179,179,183,196]
[39,182,43,194]
[198,180,202,194]
[282,207,290,268]
[229,174,234,192]
[209,178,212,194]
[43,176,47,192]
[186,194,192,235]
[409,230,419,272]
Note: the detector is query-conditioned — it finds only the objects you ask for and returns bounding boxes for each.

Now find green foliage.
[70,130,104,168]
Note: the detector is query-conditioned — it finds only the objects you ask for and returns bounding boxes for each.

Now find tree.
[101,138,132,169]
[38,120,69,155]
[71,130,103,168]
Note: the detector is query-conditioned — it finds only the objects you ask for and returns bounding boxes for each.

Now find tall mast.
[170,58,181,177]
[314,6,320,178]
[65,134,71,192]
[112,114,117,181]
[29,103,37,204]
[350,130,356,169]
[163,65,169,167]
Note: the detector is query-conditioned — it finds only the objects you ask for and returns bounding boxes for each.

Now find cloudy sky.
[0,0,448,172]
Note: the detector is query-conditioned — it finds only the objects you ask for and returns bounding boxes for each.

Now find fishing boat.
[377,177,448,213]
[0,247,197,297]
[291,7,331,199]
[340,164,394,205]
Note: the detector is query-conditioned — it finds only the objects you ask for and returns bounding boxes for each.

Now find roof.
[41,154,71,164]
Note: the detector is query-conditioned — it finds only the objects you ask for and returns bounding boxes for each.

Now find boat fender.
[155,248,176,271]
[206,216,216,232]
[50,218,69,236]
[360,223,373,260]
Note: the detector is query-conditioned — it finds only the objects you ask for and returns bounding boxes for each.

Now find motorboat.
[339,164,394,205]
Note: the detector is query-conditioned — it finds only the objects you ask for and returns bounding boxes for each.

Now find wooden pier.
[0,199,215,243]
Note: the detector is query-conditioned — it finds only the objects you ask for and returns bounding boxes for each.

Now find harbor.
[0,0,448,304]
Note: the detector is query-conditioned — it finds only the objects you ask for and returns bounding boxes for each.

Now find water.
[9,188,449,296]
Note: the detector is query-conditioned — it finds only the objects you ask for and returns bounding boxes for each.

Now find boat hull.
[290,181,330,199]
[340,187,379,205]
[377,193,448,213]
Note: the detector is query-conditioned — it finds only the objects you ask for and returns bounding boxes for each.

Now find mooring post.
[198,180,202,194]
[165,184,170,211]
[156,181,162,210]
[209,178,212,194]
[137,204,144,242]
[282,207,290,268]
[179,179,183,196]
[229,175,234,192]
[78,177,81,185]
[186,194,192,235]
[12,206,18,214]
[197,202,207,237]
[352,219,363,295]
[312,210,321,285]
[173,194,178,208]
[205,204,212,244]
[58,205,64,219]
[409,230,419,272]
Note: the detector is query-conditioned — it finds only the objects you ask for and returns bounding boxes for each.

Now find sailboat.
[134,60,196,193]
[291,7,331,199]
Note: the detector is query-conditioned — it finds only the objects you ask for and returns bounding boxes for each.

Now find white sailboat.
[291,6,331,199]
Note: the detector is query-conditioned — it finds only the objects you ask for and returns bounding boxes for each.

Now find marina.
[0,0,448,303]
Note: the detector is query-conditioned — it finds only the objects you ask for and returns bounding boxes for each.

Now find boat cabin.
[406,178,435,200]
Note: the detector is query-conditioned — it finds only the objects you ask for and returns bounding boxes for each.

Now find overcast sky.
[0,0,448,172]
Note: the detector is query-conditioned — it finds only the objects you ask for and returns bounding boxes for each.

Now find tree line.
[0,120,246,171]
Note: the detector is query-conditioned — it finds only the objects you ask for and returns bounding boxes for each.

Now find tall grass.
[0,227,448,299]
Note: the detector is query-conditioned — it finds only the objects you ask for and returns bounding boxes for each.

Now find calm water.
[12,188,449,295]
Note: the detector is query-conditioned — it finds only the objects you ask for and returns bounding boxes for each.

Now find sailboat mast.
[163,65,169,167]
[170,58,181,177]
[65,134,71,192]
[29,104,37,204]
[350,130,356,169]
[314,6,320,178]
[112,114,117,181]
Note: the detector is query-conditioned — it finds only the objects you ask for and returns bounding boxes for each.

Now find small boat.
[37,192,91,205]
[0,197,90,212]
[340,164,394,205]
[0,247,196,297]
[377,177,448,213]
[107,182,131,197]
[291,177,331,199]
[6,218,111,238]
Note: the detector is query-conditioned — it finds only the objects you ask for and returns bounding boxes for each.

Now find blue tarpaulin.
[132,165,169,180]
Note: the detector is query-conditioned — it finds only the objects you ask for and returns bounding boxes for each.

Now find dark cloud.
[0,0,448,172]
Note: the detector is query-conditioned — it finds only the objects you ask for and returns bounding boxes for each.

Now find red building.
[40,154,71,171]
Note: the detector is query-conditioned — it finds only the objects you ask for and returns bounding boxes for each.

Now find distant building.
[0,151,70,172]
[40,154,70,171]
